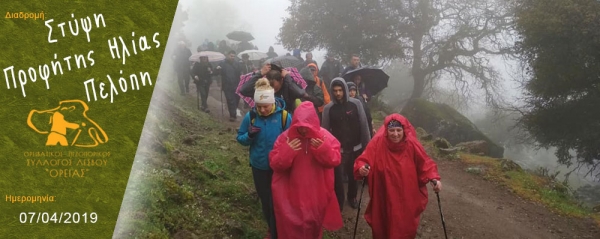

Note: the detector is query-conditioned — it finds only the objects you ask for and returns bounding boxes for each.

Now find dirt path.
[185,81,600,239]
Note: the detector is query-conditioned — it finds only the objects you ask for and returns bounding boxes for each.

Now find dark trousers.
[177,71,190,94]
[195,80,211,109]
[252,167,277,238]
[334,150,361,210]
[222,89,240,118]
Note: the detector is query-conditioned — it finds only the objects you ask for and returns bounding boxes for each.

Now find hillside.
[113,75,600,239]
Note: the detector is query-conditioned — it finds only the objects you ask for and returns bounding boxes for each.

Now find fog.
[172,0,598,189]
[179,0,328,65]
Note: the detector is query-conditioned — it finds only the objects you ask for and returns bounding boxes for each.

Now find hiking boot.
[348,198,359,209]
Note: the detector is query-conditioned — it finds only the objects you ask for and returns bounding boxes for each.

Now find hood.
[376,113,418,151]
[307,63,319,77]
[288,101,321,139]
[346,82,357,91]
[330,77,349,103]
[299,67,315,83]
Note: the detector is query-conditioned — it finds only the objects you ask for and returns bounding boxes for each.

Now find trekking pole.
[432,180,448,239]
[353,164,369,239]
[220,90,224,118]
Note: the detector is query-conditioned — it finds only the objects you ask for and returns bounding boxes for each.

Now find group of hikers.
[174,41,444,238]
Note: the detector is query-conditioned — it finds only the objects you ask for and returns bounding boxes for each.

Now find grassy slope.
[114,82,264,238]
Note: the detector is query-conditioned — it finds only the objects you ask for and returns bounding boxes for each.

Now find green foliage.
[279,0,515,102]
[516,0,600,176]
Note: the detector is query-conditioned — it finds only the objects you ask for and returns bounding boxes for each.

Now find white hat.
[254,88,275,104]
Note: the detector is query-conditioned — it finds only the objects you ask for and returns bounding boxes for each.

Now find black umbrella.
[342,67,390,96]
[264,55,305,70]
[226,31,254,42]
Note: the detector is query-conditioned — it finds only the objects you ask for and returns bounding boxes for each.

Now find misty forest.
[113,0,600,238]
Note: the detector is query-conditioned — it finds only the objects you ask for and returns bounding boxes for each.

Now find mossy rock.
[401,98,504,158]
[500,158,522,172]
[433,137,451,149]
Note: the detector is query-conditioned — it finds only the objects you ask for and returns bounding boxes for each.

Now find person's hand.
[431,180,442,193]
[363,94,368,101]
[359,165,370,177]
[248,125,261,138]
[286,137,302,151]
[310,138,323,149]
[282,69,289,77]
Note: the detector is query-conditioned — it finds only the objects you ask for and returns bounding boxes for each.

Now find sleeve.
[353,139,375,180]
[269,133,300,172]
[286,75,306,98]
[320,80,331,104]
[363,101,374,135]
[191,62,199,78]
[309,131,341,168]
[353,99,372,147]
[311,86,325,107]
[236,113,252,146]
[239,73,262,97]
[412,140,441,185]
[321,103,332,131]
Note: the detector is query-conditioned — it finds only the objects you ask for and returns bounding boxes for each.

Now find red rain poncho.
[353,114,441,239]
[269,101,344,239]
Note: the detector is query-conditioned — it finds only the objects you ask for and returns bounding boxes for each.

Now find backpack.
[249,110,289,130]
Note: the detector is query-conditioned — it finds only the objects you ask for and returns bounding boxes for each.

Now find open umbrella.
[226,31,254,42]
[265,55,305,70]
[236,67,307,107]
[238,50,268,61]
[342,67,390,96]
[189,51,225,63]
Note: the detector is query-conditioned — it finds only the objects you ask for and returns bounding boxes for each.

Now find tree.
[278,0,516,104]
[515,0,600,178]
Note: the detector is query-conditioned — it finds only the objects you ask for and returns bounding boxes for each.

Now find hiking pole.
[353,164,370,239]
[220,90,224,118]
[432,180,448,239]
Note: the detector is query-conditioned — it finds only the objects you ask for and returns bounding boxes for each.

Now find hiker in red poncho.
[269,101,344,239]
[353,114,442,239]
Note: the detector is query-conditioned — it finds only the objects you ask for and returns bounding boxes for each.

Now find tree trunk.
[410,70,425,99]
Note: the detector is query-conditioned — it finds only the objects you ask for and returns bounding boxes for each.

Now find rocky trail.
[174,81,600,239]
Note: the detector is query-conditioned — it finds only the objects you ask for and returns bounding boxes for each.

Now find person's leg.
[346,151,359,207]
[184,74,191,93]
[251,168,273,233]
[267,170,278,239]
[334,164,345,211]
[223,89,237,119]
[177,73,186,94]
[201,81,210,110]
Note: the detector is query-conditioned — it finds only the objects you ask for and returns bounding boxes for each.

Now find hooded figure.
[267,46,278,58]
[307,63,331,117]
[353,114,441,239]
[269,101,343,239]
[321,77,372,209]
[299,66,325,112]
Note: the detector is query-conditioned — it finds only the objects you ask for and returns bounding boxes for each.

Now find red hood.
[288,101,321,139]
[374,113,418,151]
